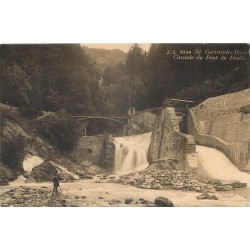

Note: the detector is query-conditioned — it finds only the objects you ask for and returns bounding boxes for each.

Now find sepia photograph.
[0,43,249,207]
[1,1,250,249]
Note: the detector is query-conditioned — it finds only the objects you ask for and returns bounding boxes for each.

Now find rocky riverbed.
[0,186,70,207]
[109,168,247,194]
[0,184,174,207]
[0,178,248,207]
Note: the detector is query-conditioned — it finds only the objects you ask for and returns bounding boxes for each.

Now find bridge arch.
[72,115,128,136]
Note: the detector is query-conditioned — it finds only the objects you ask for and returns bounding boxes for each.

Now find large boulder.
[154,197,174,207]
[30,161,58,182]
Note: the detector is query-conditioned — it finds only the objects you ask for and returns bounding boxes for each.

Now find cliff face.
[0,115,30,184]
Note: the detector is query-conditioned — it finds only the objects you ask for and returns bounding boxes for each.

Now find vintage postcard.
[0,43,249,207]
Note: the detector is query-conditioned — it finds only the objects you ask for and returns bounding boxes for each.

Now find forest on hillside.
[0,43,249,173]
[82,46,127,74]
[100,43,249,110]
[0,43,249,135]
[1,43,249,116]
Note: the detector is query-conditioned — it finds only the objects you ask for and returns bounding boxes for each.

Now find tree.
[36,110,81,152]
[0,61,32,111]
[126,43,146,78]
[103,67,115,85]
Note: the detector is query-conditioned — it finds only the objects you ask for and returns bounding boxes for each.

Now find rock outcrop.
[1,114,31,182]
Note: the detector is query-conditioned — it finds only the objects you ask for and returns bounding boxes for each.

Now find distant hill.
[82,46,127,74]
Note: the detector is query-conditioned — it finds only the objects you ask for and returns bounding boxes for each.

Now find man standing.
[52,174,60,195]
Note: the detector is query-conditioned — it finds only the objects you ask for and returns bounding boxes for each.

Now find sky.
[83,43,151,52]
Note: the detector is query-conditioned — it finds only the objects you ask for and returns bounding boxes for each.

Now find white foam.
[9,175,27,185]
[49,161,80,180]
[114,132,152,174]
[23,155,44,173]
[197,145,250,185]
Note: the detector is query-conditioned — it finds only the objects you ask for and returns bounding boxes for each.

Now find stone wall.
[191,89,250,143]
[102,138,115,169]
[210,114,250,143]
[149,109,165,162]
[158,108,186,160]
[72,134,115,169]
[76,135,105,165]
[187,109,249,170]
[192,89,250,120]
[149,107,196,164]
[73,108,199,170]
[132,111,157,131]
[187,89,250,169]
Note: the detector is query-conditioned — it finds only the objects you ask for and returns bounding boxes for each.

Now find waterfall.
[197,145,250,185]
[114,132,152,174]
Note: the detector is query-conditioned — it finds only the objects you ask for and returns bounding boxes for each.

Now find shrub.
[36,110,80,152]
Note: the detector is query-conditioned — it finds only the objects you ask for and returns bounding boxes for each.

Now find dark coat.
[53,176,59,187]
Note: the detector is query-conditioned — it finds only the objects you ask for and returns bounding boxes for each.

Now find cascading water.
[197,145,250,186]
[114,132,152,174]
